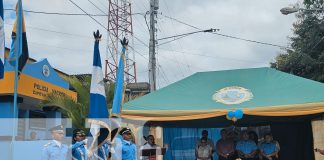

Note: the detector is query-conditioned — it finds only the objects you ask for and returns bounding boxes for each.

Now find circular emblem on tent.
[42,65,50,77]
[212,86,253,105]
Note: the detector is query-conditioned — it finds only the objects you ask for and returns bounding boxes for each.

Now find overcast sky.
[3,0,300,88]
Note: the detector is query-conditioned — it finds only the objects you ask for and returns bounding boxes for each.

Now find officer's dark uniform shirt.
[72,141,87,160]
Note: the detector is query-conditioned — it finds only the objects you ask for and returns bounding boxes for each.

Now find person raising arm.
[315,148,324,155]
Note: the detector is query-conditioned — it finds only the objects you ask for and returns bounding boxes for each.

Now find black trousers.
[241,158,258,160]
[218,154,236,160]
[261,156,278,160]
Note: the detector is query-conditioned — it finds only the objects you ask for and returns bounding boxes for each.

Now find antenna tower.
[105,0,136,83]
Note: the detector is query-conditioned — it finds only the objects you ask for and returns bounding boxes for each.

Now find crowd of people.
[195,129,280,160]
[41,125,160,160]
[40,125,324,160]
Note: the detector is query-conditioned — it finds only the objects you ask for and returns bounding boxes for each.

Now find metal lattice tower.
[105,0,136,83]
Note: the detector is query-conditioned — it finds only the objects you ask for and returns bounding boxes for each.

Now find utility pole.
[149,0,158,91]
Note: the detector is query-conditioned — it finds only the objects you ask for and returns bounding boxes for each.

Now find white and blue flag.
[88,30,110,151]
[0,0,4,79]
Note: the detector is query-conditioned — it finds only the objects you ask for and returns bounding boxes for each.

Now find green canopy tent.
[123,67,324,121]
[122,67,324,160]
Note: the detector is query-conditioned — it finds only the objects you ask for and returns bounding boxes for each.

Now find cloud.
[3,0,298,88]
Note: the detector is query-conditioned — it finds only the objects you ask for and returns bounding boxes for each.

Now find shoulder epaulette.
[44,142,52,147]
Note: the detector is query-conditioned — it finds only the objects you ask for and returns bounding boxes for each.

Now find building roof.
[4,47,69,77]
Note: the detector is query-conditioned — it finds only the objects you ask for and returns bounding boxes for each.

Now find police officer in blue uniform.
[259,133,280,160]
[121,128,137,160]
[236,131,258,160]
[72,129,87,160]
[96,140,110,160]
[112,128,137,160]
[41,125,69,160]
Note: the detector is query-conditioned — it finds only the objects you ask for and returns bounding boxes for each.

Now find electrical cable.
[4,8,107,16]
[158,47,265,64]
[5,22,92,39]
[162,14,289,49]
[68,0,146,50]
[87,0,107,15]
[157,34,190,46]
[4,8,143,16]
[157,29,217,41]
[68,0,108,30]
[95,0,109,10]
[159,1,193,74]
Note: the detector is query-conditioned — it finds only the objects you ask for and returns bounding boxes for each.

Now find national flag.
[110,38,128,159]
[8,1,29,74]
[88,30,110,153]
[0,0,4,79]
[111,38,128,117]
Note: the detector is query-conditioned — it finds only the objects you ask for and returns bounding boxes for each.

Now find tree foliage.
[39,75,115,130]
[271,0,324,82]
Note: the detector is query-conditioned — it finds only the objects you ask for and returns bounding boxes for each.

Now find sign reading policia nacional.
[0,59,76,101]
[212,86,253,105]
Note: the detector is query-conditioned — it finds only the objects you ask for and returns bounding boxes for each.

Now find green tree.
[271,0,324,82]
[39,75,115,130]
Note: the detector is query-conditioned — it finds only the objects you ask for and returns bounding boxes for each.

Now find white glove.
[82,139,88,145]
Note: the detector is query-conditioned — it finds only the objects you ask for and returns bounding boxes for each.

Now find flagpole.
[10,37,19,160]
[11,0,22,159]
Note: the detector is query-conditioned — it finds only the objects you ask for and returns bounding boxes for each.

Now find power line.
[157,29,217,46]
[133,35,149,47]
[4,8,107,16]
[128,45,148,60]
[156,55,170,85]
[4,8,143,16]
[132,13,149,33]
[68,0,148,57]
[68,0,108,30]
[157,34,189,46]
[144,13,150,32]
[5,35,96,54]
[156,22,191,75]
[159,1,193,75]
[211,32,288,48]
[95,0,109,10]
[163,15,201,30]
[159,47,265,64]
[157,29,217,41]
[6,4,148,62]
[5,23,92,39]
[156,63,170,86]
[162,14,289,49]
[87,0,107,15]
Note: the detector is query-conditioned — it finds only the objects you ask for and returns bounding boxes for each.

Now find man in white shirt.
[195,137,212,160]
[139,135,162,160]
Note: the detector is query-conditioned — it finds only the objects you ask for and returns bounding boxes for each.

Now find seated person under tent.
[236,131,258,160]
[259,133,280,160]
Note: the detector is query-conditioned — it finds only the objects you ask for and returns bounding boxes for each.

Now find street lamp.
[280,7,299,15]
[280,5,324,15]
